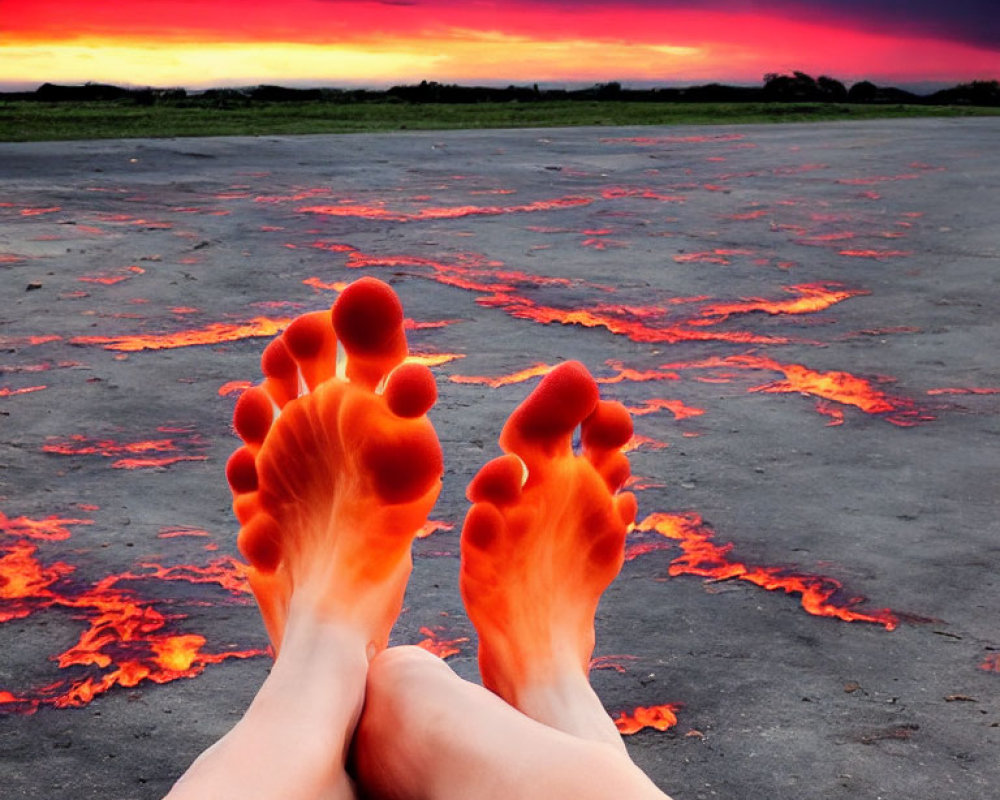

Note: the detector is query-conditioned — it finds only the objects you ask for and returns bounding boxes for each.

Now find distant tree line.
[2,73,998,107]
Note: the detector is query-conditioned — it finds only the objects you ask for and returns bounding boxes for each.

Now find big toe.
[332,277,408,390]
[498,361,599,464]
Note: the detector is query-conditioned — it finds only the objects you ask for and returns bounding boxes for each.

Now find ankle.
[514,671,627,752]
[256,614,370,744]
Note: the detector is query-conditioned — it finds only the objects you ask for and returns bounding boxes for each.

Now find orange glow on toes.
[226,278,442,651]
[461,362,636,699]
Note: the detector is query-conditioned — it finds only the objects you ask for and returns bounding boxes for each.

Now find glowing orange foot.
[226,277,443,654]
[460,361,637,706]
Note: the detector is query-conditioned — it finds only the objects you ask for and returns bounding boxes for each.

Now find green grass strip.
[2,100,998,142]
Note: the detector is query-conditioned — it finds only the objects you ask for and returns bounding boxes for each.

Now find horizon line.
[4,75,995,95]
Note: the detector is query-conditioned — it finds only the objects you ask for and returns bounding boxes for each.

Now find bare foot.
[227,276,443,654]
[459,361,637,748]
[167,278,442,800]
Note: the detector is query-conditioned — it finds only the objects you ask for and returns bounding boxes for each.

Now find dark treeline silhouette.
[2,73,998,107]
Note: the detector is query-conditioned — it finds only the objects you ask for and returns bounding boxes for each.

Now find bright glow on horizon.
[0,2,997,90]
[0,40,441,89]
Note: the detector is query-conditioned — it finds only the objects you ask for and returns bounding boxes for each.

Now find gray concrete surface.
[0,118,998,799]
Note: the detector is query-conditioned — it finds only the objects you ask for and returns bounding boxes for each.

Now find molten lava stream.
[42,426,208,469]
[70,316,293,351]
[475,293,786,346]
[345,250,865,348]
[634,512,899,629]
[449,363,556,388]
[447,358,690,394]
[298,194,592,221]
[0,385,47,398]
[660,353,929,426]
[78,265,145,285]
[625,397,705,421]
[0,511,266,713]
[691,283,867,324]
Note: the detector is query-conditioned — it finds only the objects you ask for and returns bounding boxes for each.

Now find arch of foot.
[224,277,443,648]
[460,361,638,698]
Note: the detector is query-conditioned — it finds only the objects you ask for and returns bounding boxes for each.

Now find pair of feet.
[170,278,654,799]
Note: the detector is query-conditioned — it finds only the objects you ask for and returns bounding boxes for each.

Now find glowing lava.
[218,380,253,397]
[625,398,705,420]
[299,195,592,221]
[693,283,866,324]
[449,359,687,391]
[613,703,682,734]
[303,276,348,292]
[414,626,469,659]
[0,512,265,714]
[597,361,681,385]
[927,387,1000,396]
[0,385,47,397]
[624,434,669,452]
[70,317,293,351]
[979,654,1000,673]
[661,353,928,425]
[415,520,455,539]
[476,293,785,346]
[450,363,555,388]
[78,265,145,285]
[42,426,208,469]
[634,512,899,629]
[602,134,745,145]
[838,249,913,259]
[589,654,639,673]
[674,249,753,265]
[345,251,869,347]
[601,187,685,203]
[20,206,62,216]
[0,334,63,349]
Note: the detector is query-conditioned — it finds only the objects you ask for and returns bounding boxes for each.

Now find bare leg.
[354,646,669,800]
[166,277,442,800]
[354,363,671,799]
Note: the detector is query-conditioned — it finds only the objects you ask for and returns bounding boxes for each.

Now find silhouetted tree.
[596,81,622,99]
[930,80,1000,106]
[762,72,822,101]
[36,82,130,102]
[680,83,760,102]
[847,80,878,103]
[199,88,251,108]
[817,75,848,102]
[250,85,324,102]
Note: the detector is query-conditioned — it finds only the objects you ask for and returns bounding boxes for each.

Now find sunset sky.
[1,0,997,91]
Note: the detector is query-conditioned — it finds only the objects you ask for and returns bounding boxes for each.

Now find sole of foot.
[226,277,443,655]
[459,361,637,740]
